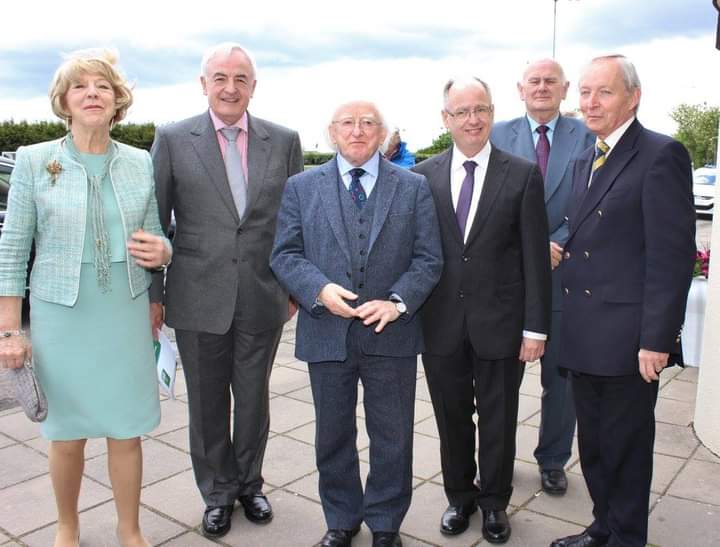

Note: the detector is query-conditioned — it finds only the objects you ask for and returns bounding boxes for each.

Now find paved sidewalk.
[1,319,718,546]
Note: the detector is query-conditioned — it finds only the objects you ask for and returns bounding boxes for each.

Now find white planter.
[683,277,708,366]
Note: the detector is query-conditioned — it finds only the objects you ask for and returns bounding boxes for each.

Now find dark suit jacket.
[150,111,303,335]
[492,115,595,312]
[560,120,696,376]
[270,157,443,363]
[414,146,551,359]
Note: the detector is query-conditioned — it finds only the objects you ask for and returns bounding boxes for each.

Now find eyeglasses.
[331,117,383,132]
[445,105,493,121]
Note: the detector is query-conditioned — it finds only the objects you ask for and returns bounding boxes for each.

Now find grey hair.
[324,100,388,151]
[200,42,257,78]
[522,58,567,83]
[443,77,493,110]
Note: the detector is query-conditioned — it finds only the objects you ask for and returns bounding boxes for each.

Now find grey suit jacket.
[270,157,443,363]
[492,115,594,311]
[150,111,303,334]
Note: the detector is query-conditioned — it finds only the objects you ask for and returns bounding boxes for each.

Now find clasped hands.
[318,283,400,333]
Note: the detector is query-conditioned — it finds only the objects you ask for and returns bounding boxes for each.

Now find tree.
[670,103,719,168]
[417,131,452,155]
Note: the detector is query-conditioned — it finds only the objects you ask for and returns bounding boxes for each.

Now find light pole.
[552,0,580,59]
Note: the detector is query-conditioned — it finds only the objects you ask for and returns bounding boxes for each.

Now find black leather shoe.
[372,531,402,547]
[541,469,568,495]
[238,492,273,524]
[481,509,511,544]
[202,504,233,538]
[317,526,361,547]
[440,503,477,535]
[550,531,608,547]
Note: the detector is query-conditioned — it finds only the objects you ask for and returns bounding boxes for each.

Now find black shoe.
[550,531,608,547]
[541,469,568,495]
[372,531,402,547]
[202,504,233,538]
[317,526,361,547]
[481,509,511,544]
[238,492,273,524]
[440,503,477,535]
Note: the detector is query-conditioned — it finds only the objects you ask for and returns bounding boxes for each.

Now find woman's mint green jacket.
[0,136,170,306]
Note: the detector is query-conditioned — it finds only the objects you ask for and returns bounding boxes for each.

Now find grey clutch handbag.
[11,360,47,422]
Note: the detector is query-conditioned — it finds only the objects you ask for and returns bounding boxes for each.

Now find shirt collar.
[451,141,492,171]
[526,113,559,134]
[601,116,635,152]
[209,109,249,133]
[336,151,381,178]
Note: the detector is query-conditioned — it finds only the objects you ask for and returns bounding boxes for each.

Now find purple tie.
[456,160,477,237]
[535,125,550,179]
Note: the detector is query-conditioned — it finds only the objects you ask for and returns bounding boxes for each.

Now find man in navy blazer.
[492,59,594,496]
[271,100,443,547]
[550,56,695,547]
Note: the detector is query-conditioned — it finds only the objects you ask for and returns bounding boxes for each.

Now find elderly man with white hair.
[271,100,443,547]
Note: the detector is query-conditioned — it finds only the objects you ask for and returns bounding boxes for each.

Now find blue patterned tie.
[349,168,367,208]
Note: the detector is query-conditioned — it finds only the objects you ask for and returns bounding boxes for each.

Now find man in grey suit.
[491,59,594,496]
[150,43,303,538]
[271,101,443,547]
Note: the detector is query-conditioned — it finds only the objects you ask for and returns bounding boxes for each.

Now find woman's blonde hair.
[49,48,133,126]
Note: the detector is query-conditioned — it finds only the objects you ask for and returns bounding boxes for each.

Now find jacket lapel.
[318,159,351,263]
[245,113,271,223]
[428,149,464,247]
[570,120,641,237]
[189,112,239,223]
[368,158,399,253]
[464,147,507,248]
[511,117,536,160]
[545,115,574,202]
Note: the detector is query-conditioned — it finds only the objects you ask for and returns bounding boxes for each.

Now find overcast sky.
[1,0,717,151]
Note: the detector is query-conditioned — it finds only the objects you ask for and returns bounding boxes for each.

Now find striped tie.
[592,140,610,173]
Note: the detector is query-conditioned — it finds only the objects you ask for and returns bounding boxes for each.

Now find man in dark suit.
[550,55,695,547]
[414,78,551,544]
[150,43,303,538]
[492,59,595,496]
[271,100,443,547]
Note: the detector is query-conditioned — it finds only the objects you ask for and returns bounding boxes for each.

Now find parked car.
[693,166,718,219]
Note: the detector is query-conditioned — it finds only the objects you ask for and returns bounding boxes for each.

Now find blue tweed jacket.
[0,136,169,306]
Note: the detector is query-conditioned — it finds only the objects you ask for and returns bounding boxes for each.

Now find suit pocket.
[600,285,643,304]
[173,232,200,255]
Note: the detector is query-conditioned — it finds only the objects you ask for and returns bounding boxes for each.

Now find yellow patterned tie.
[592,140,610,172]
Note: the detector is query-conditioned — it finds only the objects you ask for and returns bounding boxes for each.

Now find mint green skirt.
[31,262,160,440]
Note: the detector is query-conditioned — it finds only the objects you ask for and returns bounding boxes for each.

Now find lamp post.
[552,0,580,59]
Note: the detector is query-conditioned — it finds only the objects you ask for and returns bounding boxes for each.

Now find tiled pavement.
[1,319,719,546]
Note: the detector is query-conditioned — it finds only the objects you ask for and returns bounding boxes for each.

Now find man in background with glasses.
[271,101,443,547]
[414,78,551,544]
[492,59,594,497]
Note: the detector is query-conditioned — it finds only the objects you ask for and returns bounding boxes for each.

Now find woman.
[0,49,171,547]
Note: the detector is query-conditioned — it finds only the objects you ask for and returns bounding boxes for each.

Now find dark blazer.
[560,120,696,376]
[492,116,595,312]
[270,157,443,363]
[414,146,551,359]
[150,111,303,335]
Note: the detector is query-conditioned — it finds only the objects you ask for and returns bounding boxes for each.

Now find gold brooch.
[46,160,63,185]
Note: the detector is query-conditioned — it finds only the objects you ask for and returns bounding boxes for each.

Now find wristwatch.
[389,297,407,315]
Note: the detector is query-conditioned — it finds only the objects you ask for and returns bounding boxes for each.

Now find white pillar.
[694,115,720,455]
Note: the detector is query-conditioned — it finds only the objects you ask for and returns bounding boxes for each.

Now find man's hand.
[519,337,545,363]
[355,300,400,333]
[287,297,298,321]
[638,348,669,383]
[318,283,358,318]
[150,302,164,340]
[550,241,563,270]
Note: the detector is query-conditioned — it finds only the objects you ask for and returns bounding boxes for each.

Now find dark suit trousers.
[572,371,658,547]
[534,310,576,470]
[423,338,523,510]
[308,324,416,533]
[175,323,282,506]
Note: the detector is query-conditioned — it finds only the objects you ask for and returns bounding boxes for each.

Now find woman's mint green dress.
[31,150,160,440]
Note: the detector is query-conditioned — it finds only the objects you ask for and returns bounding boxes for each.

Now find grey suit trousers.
[176,323,282,506]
